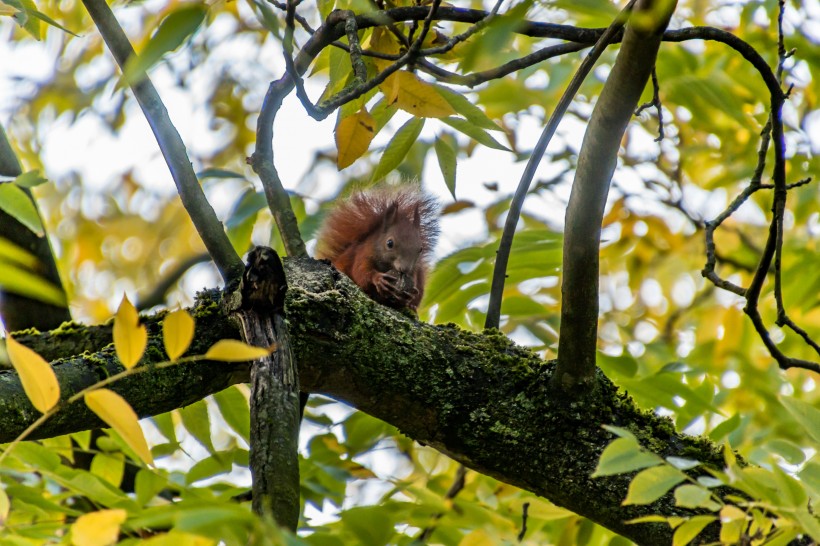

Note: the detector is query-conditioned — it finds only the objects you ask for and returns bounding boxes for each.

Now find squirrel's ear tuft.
[382,202,399,231]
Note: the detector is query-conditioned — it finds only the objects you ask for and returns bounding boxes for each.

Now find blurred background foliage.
[0,0,819,543]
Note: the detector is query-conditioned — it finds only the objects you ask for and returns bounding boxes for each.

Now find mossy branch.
[3,258,754,544]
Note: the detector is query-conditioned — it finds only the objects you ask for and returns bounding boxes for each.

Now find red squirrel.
[315,186,439,311]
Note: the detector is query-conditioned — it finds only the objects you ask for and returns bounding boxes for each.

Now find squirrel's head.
[373,201,425,275]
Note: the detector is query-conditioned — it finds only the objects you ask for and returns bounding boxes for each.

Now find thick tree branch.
[81,0,244,283]
[4,258,758,544]
[555,0,675,393]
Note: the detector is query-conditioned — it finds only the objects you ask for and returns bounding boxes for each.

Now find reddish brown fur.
[315,187,439,310]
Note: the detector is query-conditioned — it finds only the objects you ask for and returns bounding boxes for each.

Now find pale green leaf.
[434,135,457,199]
[592,437,662,477]
[371,117,424,181]
[0,181,43,236]
[122,5,207,84]
[623,465,685,505]
[440,117,509,151]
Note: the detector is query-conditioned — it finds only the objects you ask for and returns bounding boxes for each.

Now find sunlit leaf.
[85,389,153,465]
[458,529,495,546]
[672,515,716,546]
[623,465,685,505]
[0,181,44,236]
[336,108,377,170]
[6,334,60,413]
[592,437,662,477]
[204,339,271,362]
[113,295,147,369]
[674,484,713,508]
[163,308,195,361]
[70,509,127,546]
[0,486,9,525]
[383,72,456,118]
[138,532,216,546]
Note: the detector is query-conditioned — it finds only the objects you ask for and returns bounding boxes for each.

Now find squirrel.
[315,186,439,311]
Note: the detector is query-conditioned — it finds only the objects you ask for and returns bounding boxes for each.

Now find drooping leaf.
[6,334,60,413]
[122,5,207,84]
[435,85,502,131]
[434,135,457,199]
[163,308,195,361]
[336,108,377,170]
[213,385,250,443]
[440,117,509,151]
[371,117,424,182]
[623,465,685,505]
[113,295,147,369]
[85,389,153,465]
[178,399,215,454]
[0,181,44,236]
[204,339,271,362]
[70,509,127,546]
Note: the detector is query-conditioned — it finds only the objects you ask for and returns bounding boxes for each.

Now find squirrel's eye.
[386,239,394,249]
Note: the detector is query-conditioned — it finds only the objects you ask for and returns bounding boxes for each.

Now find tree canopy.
[0,0,819,544]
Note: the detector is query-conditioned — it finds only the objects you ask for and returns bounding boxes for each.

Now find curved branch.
[137,253,211,311]
[81,0,244,284]
[554,0,676,393]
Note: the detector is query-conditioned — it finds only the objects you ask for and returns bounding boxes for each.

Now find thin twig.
[485,0,638,331]
[635,67,664,141]
[80,0,244,283]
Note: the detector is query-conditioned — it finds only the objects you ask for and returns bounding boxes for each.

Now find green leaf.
[186,452,234,484]
[0,182,44,236]
[623,465,686,505]
[122,5,207,84]
[440,117,509,151]
[592,437,662,477]
[197,168,246,180]
[14,170,47,188]
[179,399,216,454]
[24,6,77,36]
[765,439,807,465]
[90,453,125,487]
[213,385,251,443]
[708,413,740,442]
[672,515,717,546]
[135,469,167,506]
[779,396,820,445]
[674,484,713,508]
[0,260,66,306]
[434,85,502,131]
[434,135,457,199]
[371,117,424,181]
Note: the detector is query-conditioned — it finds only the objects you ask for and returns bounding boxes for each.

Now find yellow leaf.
[368,27,400,71]
[113,295,147,369]
[85,389,153,465]
[0,487,9,525]
[6,334,60,413]
[458,529,495,546]
[205,339,272,362]
[336,109,377,170]
[71,509,127,546]
[138,532,216,546]
[163,308,195,361]
[385,72,457,118]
